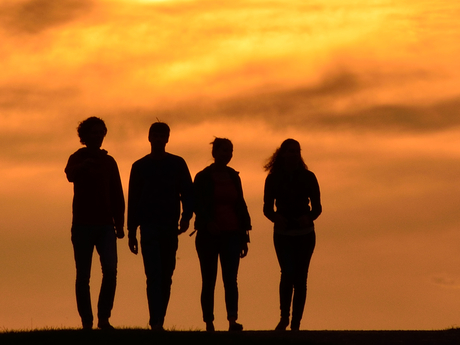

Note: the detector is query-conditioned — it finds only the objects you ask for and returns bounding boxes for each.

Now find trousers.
[196,231,241,322]
[71,224,117,325]
[140,226,179,327]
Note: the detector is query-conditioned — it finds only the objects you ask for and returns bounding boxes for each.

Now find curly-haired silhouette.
[127,122,193,331]
[65,117,125,330]
[263,138,322,331]
[193,138,251,332]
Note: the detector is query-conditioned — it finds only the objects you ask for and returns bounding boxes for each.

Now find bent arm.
[309,173,322,221]
[263,174,276,222]
[127,164,141,238]
[179,159,194,222]
[110,159,125,234]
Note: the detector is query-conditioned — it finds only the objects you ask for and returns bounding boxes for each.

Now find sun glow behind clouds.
[1,0,460,331]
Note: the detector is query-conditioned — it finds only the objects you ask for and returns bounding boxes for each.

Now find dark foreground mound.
[1,329,460,345]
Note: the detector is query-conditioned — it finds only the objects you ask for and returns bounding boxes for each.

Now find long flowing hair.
[264,138,308,174]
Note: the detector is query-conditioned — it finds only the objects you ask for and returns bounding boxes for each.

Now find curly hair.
[77,117,107,145]
[264,138,307,174]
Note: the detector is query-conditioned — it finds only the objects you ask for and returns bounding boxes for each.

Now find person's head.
[264,138,307,173]
[148,122,170,151]
[211,137,233,166]
[77,117,107,149]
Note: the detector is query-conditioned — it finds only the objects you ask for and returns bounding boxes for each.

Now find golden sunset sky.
[1,0,460,331]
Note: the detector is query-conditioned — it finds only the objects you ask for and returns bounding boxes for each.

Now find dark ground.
[1,329,460,345]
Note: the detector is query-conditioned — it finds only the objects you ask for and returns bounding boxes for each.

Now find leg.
[95,225,118,328]
[291,231,316,330]
[71,225,95,328]
[159,236,178,326]
[141,231,178,329]
[274,233,295,324]
[196,232,219,324]
[219,234,241,323]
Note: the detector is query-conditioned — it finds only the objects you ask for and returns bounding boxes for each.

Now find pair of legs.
[195,231,242,331]
[140,227,178,329]
[273,230,316,331]
[71,224,118,329]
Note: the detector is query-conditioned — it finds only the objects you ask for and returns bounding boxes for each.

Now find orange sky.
[1,0,460,331]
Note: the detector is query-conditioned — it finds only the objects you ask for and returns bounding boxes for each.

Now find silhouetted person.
[65,117,125,330]
[127,122,193,331]
[263,139,322,331]
[193,138,251,332]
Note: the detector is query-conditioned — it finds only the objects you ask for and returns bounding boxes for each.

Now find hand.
[178,218,190,235]
[115,225,125,239]
[129,237,138,255]
[240,242,248,258]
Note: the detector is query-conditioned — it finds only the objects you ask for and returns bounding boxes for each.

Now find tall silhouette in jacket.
[65,117,125,330]
[194,138,251,332]
[127,122,193,331]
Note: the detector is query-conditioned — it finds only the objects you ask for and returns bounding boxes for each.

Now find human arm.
[308,171,322,221]
[127,163,141,252]
[263,174,288,230]
[110,158,125,239]
[240,241,248,258]
[178,159,194,235]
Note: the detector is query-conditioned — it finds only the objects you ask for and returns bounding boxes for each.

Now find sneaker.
[97,320,115,330]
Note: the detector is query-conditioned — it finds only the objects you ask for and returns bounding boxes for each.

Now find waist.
[274,225,315,236]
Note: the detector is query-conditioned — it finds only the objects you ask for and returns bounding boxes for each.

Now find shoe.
[150,324,165,331]
[97,320,115,330]
[290,319,300,331]
[228,322,243,331]
[82,322,93,330]
[205,322,215,332]
[275,318,289,331]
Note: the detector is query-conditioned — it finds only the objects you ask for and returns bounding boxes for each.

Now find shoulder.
[104,152,117,163]
[68,148,86,159]
[225,166,239,176]
[303,169,318,181]
[265,172,277,183]
[194,165,212,181]
[130,155,151,172]
[166,153,188,166]
[132,154,150,165]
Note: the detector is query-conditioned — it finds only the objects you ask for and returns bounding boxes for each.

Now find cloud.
[432,275,460,289]
[0,0,94,34]
[0,85,78,110]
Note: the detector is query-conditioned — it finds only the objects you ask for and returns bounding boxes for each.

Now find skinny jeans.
[274,230,315,323]
[195,231,241,322]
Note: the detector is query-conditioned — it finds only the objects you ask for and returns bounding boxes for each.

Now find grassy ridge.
[1,329,460,345]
